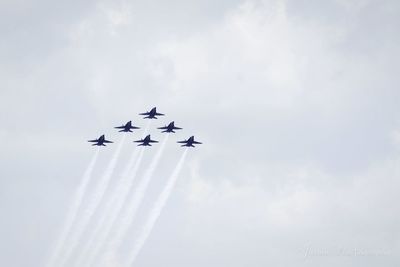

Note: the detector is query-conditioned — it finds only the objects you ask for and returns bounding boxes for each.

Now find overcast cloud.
[0,0,399,266]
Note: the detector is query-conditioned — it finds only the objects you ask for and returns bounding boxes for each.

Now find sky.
[0,0,399,266]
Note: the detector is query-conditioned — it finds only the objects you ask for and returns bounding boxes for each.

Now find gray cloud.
[0,0,399,266]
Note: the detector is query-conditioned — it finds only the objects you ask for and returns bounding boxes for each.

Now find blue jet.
[158,121,182,133]
[88,135,113,146]
[134,135,159,146]
[139,107,165,119]
[115,121,140,132]
[177,136,202,147]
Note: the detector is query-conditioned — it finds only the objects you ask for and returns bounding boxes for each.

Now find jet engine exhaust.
[125,149,188,267]
[85,120,153,267]
[101,135,169,266]
[45,148,100,267]
[58,135,126,267]
[73,146,142,267]
[84,147,145,267]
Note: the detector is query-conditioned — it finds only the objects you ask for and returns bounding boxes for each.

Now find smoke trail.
[81,121,151,267]
[82,148,145,267]
[72,147,142,267]
[45,148,100,267]
[100,135,169,266]
[124,149,188,267]
[57,135,126,267]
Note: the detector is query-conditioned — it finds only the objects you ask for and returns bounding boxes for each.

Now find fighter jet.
[88,135,113,146]
[158,121,182,133]
[134,135,159,146]
[139,107,165,119]
[177,136,202,147]
[114,121,140,132]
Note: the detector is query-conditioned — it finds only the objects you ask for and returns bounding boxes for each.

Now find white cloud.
[178,153,400,266]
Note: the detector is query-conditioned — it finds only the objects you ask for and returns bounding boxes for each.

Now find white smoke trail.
[100,135,169,267]
[82,121,151,267]
[45,148,100,267]
[82,148,145,267]
[57,135,126,267]
[72,147,142,267]
[124,149,188,267]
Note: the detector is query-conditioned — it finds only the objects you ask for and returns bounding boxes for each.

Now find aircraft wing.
[134,140,144,143]
[139,112,150,115]
[88,139,98,142]
[149,140,158,143]
[193,141,202,144]
[103,140,113,143]
[115,126,125,129]
[157,126,168,129]
[155,112,164,116]
[177,140,187,143]
[173,126,182,130]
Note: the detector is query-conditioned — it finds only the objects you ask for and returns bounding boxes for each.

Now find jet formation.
[88,107,202,148]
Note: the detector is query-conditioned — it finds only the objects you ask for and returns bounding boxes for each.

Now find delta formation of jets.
[88,107,202,148]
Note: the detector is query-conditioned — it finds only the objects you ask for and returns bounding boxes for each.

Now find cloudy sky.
[1,0,400,266]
